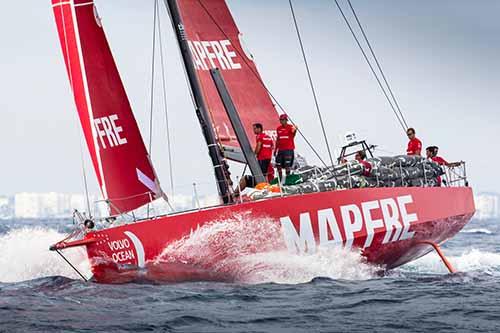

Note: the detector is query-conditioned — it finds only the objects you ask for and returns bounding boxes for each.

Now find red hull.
[79,187,474,283]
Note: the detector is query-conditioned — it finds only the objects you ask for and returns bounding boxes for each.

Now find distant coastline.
[0,192,218,220]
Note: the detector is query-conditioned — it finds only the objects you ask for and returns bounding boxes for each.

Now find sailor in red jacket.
[355,150,372,177]
[254,123,273,181]
[425,146,462,186]
[275,114,297,183]
[406,127,422,156]
[426,146,461,167]
[426,146,446,186]
[234,123,274,195]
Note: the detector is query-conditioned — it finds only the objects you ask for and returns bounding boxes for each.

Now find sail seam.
[52,1,71,8]
[53,1,93,8]
[74,1,93,7]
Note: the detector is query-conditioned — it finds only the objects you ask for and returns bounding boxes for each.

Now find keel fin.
[418,240,457,273]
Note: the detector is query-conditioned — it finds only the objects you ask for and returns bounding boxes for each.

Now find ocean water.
[1,218,500,332]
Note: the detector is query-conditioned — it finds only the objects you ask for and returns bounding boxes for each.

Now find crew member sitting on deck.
[275,114,297,184]
[406,127,422,156]
[355,150,372,177]
[234,123,274,196]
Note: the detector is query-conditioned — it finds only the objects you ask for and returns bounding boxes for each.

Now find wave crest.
[461,228,493,235]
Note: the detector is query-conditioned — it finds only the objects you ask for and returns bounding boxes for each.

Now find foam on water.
[401,249,500,275]
[157,213,379,284]
[233,248,379,284]
[0,227,91,283]
[461,228,493,235]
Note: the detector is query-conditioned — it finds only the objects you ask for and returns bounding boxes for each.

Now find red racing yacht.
[49,0,475,283]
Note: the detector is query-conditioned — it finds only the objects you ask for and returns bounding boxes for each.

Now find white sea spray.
[0,227,91,283]
[156,212,379,284]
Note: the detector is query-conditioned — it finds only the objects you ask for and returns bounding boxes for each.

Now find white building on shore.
[0,195,14,219]
[10,192,217,219]
[14,192,102,219]
[474,193,499,220]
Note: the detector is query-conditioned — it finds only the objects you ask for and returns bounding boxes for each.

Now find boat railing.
[444,161,468,187]
[80,160,470,229]
[87,184,225,227]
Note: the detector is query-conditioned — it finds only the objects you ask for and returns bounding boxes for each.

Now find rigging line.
[157,5,175,197]
[56,249,88,282]
[333,0,407,133]
[194,0,328,168]
[347,0,408,129]
[147,0,159,219]
[240,164,248,180]
[288,0,335,168]
[148,0,159,155]
[78,137,92,217]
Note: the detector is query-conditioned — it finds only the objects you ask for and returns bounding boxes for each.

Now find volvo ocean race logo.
[280,195,418,254]
[106,231,145,268]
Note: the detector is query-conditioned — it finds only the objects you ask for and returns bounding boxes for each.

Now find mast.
[163,0,232,204]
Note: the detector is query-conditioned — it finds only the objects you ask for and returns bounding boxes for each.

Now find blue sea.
[1,218,500,332]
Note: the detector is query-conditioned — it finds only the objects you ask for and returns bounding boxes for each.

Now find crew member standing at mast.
[233,123,273,196]
[275,114,297,184]
[253,123,273,181]
[406,127,422,156]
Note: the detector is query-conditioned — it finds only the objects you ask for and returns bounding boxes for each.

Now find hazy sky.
[1,0,498,198]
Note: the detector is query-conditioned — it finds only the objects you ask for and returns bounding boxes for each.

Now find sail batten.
[52,0,164,215]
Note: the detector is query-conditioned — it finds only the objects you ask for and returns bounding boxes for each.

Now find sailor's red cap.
[279,114,288,120]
